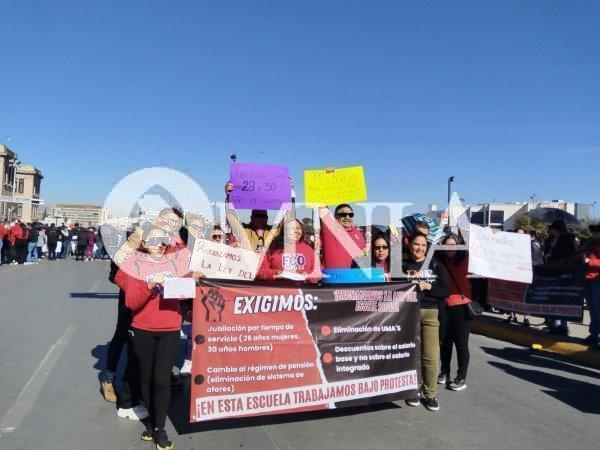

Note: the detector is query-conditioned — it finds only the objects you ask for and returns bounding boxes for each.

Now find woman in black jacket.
[403,232,450,411]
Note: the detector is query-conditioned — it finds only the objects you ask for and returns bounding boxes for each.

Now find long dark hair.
[440,232,466,264]
[371,232,390,267]
[269,218,305,251]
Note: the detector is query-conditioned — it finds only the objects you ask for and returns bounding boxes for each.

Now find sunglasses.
[212,234,223,239]
[252,214,268,219]
[162,216,180,224]
[146,236,169,247]
[374,245,389,250]
[336,212,354,218]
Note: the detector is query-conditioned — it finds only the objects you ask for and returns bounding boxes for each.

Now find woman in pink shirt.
[257,218,321,283]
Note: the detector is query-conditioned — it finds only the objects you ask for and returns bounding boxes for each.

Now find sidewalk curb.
[471,316,600,368]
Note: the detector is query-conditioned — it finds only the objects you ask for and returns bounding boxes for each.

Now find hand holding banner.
[304,166,367,206]
[229,163,292,210]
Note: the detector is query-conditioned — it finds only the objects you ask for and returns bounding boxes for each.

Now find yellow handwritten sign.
[304,166,367,206]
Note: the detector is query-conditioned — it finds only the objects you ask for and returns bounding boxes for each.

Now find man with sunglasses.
[211,225,225,243]
[224,182,286,252]
[319,203,367,269]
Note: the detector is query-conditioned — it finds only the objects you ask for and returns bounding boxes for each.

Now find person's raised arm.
[224,181,248,245]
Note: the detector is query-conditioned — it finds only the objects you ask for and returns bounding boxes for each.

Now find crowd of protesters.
[96,177,477,450]
[0,220,109,265]
[33,170,591,449]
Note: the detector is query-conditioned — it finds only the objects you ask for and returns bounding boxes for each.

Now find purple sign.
[229,163,292,210]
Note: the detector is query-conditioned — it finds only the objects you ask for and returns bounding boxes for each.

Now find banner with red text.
[488,262,586,320]
[190,280,420,422]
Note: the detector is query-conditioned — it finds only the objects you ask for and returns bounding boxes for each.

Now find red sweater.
[9,224,23,244]
[115,252,190,332]
[586,241,600,282]
[257,241,321,282]
[442,256,472,307]
[320,214,366,269]
[0,224,7,239]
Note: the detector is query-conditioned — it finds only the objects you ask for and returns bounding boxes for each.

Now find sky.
[1,1,599,218]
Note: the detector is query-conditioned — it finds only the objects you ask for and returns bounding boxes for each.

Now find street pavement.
[1,260,599,450]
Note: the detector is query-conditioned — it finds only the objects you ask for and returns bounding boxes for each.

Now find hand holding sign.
[229,163,292,210]
[305,166,367,206]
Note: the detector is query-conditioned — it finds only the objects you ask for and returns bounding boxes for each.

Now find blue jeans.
[27,242,38,263]
[60,241,69,259]
[586,281,600,342]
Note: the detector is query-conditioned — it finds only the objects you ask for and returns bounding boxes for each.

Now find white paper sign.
[189,239,260,281]
[163,277,196,300]
[468,224,533,283]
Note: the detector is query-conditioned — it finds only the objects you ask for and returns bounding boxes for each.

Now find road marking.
[0,325,77,436]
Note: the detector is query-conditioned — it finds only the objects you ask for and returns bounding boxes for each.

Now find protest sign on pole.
[229,163,292,210]
[304,166,367,206]
[189,238,260,281]
[190,280,420,422]
[468,224,533,283]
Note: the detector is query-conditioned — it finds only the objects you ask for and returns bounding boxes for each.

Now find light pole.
[447,176,455,205]
[592,201,598,221]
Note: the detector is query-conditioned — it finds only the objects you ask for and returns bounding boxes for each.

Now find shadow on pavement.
[91,343,109,375]
[71,292,119,300]
[168,386,401,435]
[488,360,600,415]
[481,346,600,380]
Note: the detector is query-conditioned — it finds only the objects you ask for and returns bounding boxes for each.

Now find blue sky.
[1,1,599,216]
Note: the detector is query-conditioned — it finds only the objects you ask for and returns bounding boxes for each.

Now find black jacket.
[403,257,450,309]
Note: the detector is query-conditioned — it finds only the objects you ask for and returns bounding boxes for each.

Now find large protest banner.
[488,263,586,320]
[468,224,533,283]
[189,239,260,281]
[229,163,292,210]
[304,166,367,206]
[190,280,420,422]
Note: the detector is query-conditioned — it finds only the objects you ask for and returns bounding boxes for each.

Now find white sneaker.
[117,406,149,421]
[10,262,18,265]
[180,359,192,376]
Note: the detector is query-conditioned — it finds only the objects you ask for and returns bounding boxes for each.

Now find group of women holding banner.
[224,175,474,412]
[103,172,477,449]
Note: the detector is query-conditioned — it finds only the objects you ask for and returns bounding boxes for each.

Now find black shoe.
[140,427,153,442]
[449,378,467,391]
[423,396,439,411]
[153,429,174,450]
[437,373,449,385]
[405,396,420,407]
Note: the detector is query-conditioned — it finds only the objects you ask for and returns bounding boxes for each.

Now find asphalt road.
[1,260,599,450]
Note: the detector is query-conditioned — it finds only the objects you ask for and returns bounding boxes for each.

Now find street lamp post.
[447,176,455,205]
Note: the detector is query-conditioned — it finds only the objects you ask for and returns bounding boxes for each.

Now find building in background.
[0,144,44,222]
[16,165,44,222]
[50,204,107,228]
[448,197,591,231]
